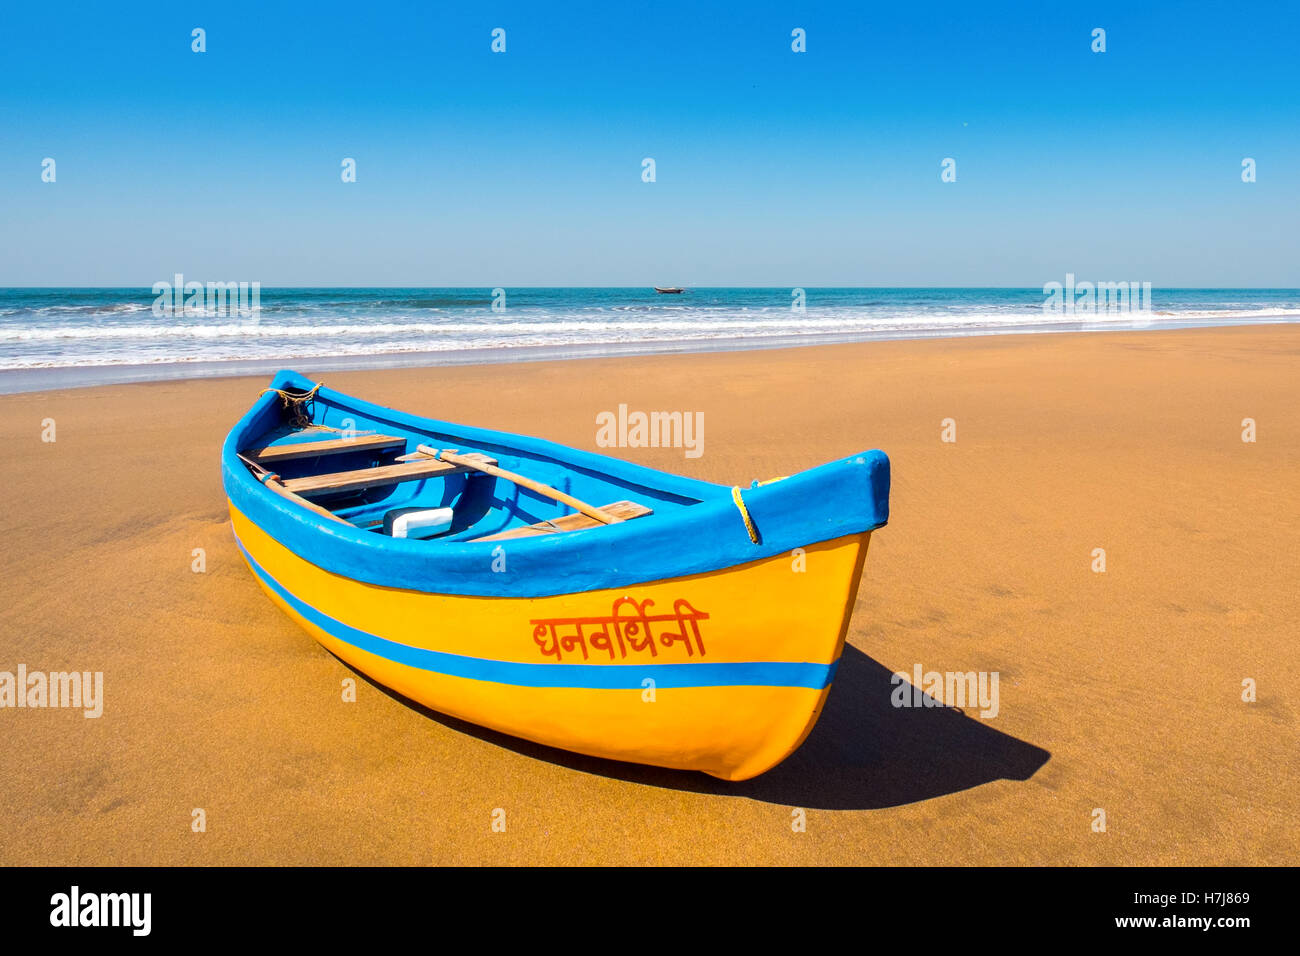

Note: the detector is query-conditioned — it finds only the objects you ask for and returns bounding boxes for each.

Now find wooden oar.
[238,453,353,526]
[418,445,620,526]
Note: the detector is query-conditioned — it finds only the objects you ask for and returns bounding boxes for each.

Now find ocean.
[2,287,1298,390]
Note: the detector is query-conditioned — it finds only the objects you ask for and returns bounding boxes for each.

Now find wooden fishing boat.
[653,287,686,294]
[223,371,890,780]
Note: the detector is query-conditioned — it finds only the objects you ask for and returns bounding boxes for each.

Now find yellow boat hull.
[231,503,871,781]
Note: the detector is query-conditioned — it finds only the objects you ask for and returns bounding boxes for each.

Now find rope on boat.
[731,486,759,544]
[258,383,324,429]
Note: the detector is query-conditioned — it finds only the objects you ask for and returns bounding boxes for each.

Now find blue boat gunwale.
[222,370,890,598]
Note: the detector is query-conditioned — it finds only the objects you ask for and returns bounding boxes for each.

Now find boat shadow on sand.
[338,644,1050,810]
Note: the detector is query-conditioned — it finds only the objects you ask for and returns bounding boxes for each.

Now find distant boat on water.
[654,287,686,294]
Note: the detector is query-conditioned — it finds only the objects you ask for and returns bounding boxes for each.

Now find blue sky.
[2,0,1297,286]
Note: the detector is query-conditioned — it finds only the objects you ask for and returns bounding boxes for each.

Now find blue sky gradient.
[2,0,1297,285]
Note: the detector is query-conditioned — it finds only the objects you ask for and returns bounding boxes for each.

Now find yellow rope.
[731,486,759,544]
[258,383,324,429]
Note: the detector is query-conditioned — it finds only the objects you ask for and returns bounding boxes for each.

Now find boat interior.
[239,411,706,543]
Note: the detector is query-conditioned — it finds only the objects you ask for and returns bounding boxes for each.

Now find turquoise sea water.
[1,287,1297,374]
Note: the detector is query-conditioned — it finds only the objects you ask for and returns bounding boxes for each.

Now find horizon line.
[4,285,1300,292]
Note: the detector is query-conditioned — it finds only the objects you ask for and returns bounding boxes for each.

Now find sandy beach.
[0,323,1296,866]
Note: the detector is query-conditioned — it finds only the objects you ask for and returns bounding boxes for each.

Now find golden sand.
[1,324,1296,865]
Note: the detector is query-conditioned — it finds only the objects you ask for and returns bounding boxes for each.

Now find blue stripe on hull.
[235,534,837,691]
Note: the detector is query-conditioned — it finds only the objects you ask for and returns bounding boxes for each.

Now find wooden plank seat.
[280,453,498,497]
[245,433,407,464]
[476,501,653,542]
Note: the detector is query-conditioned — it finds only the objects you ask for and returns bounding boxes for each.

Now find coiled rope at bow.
[731,476,785,544]
[731,486,758,544]
[259,383,325,429]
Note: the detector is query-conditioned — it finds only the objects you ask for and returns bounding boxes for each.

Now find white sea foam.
[2,309,1297,371]
[2,294,1298,374]
[6,307,1299,345]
